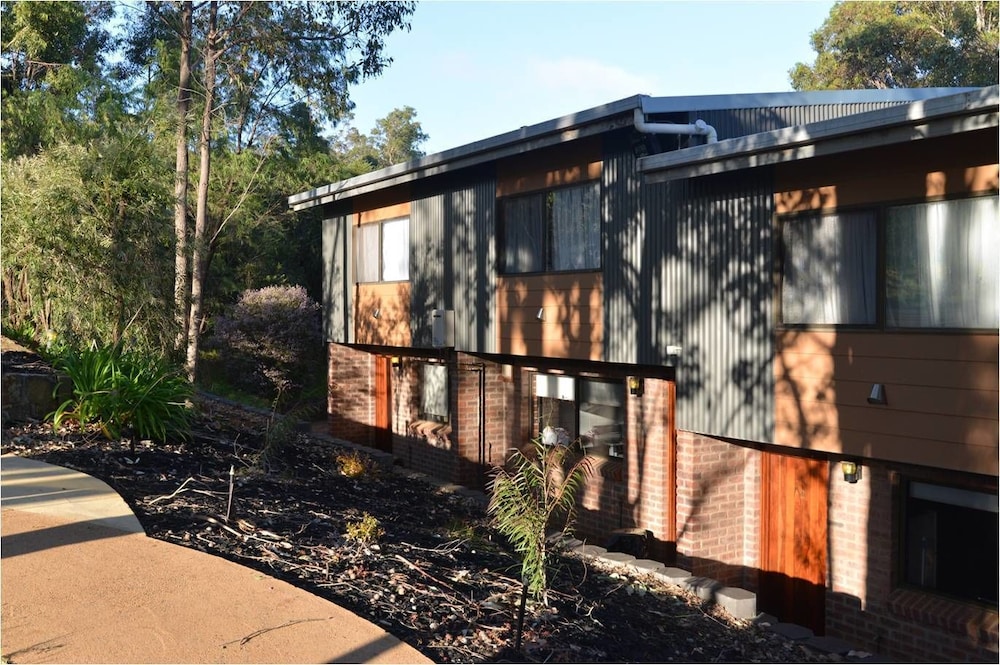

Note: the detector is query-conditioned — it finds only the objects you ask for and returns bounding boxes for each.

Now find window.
[420,363,449,423]
[533,373,625,458]
[501,182,601,273]
[781,196,999,329]
[355,218,409,282]
[902,480,998,605]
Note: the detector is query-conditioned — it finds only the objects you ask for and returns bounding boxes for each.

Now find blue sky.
[344,1,836,155]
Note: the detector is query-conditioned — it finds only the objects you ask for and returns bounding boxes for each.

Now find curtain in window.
[355,224,380,283]
[886,197,999,328]
[381,218,410,281]
[782,211,876,325]
[421,363,448,422]
[551,183,601,271]
[503,195,545,273]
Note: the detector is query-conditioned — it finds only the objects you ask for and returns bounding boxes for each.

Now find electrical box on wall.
[431,309,454,348]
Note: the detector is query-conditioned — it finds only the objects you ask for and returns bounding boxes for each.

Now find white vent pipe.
[633,108,718,143]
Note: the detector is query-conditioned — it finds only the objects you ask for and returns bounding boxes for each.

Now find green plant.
[52,343,193,450]
[345,512,384,545]
[336,450,375,479]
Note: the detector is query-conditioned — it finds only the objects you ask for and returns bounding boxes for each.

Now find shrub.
[336,450,376,478]
[211,285,322,404]
[345,512,384,545]
[52,343,193,448]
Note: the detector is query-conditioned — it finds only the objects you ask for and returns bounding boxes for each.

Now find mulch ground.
[1,395,838,664]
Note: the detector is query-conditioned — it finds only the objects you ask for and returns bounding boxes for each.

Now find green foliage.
[336,450,377,479]
[52,344,193,445]
[1,131,174,354]
[345,512,384,545]
[487,439,594,602]
[791,1,999,90]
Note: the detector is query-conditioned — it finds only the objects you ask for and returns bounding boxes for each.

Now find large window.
[533,373,625,458]
[902,480,998,605]
[355,218,409,282]
[781,196,998,329]
[501,182,601,274]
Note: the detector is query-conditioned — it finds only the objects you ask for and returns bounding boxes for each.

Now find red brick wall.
[674,430,757,587]
[327,343,375,445]
[825,461,999,662]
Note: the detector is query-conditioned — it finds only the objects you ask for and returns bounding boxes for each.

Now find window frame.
[531,372,626,460]
[354,217,410,284]
[895,472,999,607]
[778,193,999,333]
[419,361,449,424]
[499,180,603,276]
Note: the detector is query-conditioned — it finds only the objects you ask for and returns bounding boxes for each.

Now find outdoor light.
[391,356,401,369]
[841,460,862,484]
[867,383,887,405]
[536,307,545,321]
[628,376,644,397]
[372,308,381,319]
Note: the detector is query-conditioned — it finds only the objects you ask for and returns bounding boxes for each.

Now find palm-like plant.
[487,437,593,652]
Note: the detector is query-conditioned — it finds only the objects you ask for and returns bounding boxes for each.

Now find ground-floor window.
[902,479,998,605]
[420,362,449,423]
[532,373,625,458]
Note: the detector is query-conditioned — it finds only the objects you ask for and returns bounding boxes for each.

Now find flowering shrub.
[212,285,322,401]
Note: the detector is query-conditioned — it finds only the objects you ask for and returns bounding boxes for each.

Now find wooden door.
[759,452,828,635]
[374,356,392,452]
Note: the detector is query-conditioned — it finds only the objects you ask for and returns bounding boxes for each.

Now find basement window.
[420,363,449,423]
[533,373,625,459]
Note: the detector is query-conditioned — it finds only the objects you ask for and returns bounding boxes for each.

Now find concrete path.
[1,454,431,664]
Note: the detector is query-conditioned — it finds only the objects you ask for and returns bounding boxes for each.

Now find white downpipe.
[633,108,718,143]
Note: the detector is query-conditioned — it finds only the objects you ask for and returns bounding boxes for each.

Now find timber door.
[759,452,828,635]
[374,356,392,452]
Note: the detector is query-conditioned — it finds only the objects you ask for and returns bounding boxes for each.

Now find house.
[289,85,999,661]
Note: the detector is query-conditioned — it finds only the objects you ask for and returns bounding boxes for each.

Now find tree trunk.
[173,0,193,352]
[185,0,218,382]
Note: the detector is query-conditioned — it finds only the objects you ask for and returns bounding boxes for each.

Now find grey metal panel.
[690,102,905,140]
[410,195,445,347]
[446,177,497,353]
[605,137,775,442]
[321,213,352,343]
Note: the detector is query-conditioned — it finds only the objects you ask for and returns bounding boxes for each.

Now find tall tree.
[370,105,428,166]
[790,1,999,90]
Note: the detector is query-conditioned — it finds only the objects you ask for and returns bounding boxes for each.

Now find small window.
[355,218,409,283]
[501,182,601,274]
[420,363,448,423]
[533,373,625,458]
[902,480,998,605]
[781,210,877,325]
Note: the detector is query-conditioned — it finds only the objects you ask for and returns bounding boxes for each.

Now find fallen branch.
[222,616,334,646]
[149,477,196,504]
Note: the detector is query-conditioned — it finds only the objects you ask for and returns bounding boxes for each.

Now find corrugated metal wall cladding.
[411,196,445,347]
[321,214,351,343]
[604,140,775,442]
[447,178,497,353]
[690,102,908,140]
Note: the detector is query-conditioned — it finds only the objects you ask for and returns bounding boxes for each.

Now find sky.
[344,1,837,155]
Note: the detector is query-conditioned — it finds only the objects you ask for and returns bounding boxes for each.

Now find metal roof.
[638,86,999,182]
[288,87,984,211]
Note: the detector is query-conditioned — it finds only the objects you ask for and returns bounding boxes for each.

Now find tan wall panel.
[497,273,603,360]
[775,330,999,475]
[774,129,999,214]
[496,136,602,197]
[355,282,411,346]
[358,201,411,225]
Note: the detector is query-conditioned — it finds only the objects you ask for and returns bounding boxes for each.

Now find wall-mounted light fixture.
[841,460,862,484]
[867,383,887,405]
[627,376,644,397]
[391,356,401,369]
[372,308,381,320]
[536,307,545,321]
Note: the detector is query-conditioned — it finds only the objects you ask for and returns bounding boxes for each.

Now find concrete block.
[767,622,814,641]
[651,566,692,586]
[597,551,636,567]
[574,544,607,557]
[683,576,722,601]
[803,636,855,655]
[626,558,666,576]
[716,586,756,619]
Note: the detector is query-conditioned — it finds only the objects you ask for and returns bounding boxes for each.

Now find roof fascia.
[639,87,978,114]
[639,86,999,183]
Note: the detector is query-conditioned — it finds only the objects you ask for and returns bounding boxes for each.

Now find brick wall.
[327,343,375,445]
[674,430,756,587]
[825,461,998,662]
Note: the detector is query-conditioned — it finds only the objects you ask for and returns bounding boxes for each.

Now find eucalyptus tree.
[791,1,999,90]
[127,1,416,380]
